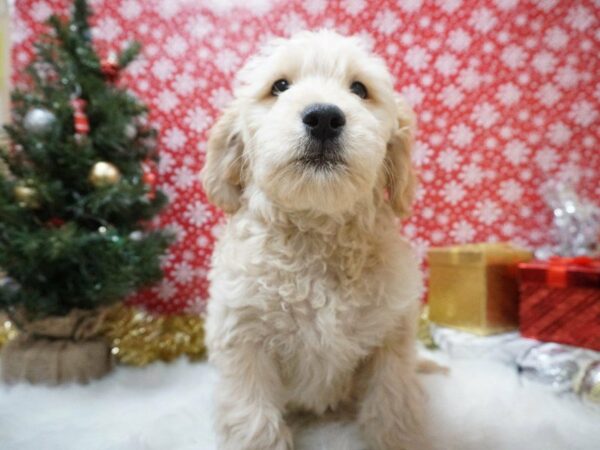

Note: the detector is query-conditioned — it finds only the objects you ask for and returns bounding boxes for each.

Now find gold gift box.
[428,243,532,335]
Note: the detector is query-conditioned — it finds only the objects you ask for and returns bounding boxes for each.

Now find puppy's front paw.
[217,413,293,450]
[358,383,428,450]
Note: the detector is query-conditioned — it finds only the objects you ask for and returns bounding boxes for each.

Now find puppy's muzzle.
[299,103,345,169]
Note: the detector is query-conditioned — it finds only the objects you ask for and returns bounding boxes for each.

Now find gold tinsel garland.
[103,305,206,366]
[0,306,206,366]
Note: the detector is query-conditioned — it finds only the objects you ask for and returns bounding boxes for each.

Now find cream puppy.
[201,30,425,450]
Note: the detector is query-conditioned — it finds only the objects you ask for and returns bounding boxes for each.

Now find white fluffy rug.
[0,352,598,450]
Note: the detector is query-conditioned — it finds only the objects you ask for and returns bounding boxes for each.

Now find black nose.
[301,103,346,142]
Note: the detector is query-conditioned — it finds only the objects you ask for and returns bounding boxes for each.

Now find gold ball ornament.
[89,162,121,187]
[14,184,40,208]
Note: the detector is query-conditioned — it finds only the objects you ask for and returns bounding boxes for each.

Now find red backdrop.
[11,0,600,314]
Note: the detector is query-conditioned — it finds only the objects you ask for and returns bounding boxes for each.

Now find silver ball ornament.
[23,108,56,135]
[129,231,143,241]
[124,123,137,139]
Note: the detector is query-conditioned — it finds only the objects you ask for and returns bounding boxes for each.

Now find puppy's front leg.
[214,347,292,450]
[357,330,429,450]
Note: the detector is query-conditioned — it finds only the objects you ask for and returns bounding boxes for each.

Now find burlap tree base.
[1,308,114,385]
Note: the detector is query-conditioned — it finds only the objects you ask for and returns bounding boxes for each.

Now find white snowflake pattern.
[173,73,196,95]
[439,85,464,108]
[458,67,482,91]
[434,52,460,77]
[30,1,53,21]
[186,15,214,40]
[536,83,562,106]
[157,280,177,300]
[501,223,516,237]
[413,141,432,166]
[354,31,375,51]
[185,107,211,133]
[155,90,178,113]
[119,0,142,20]
[157,0,183,18]
[568,101,598,127]
[532,51,557,74]
[173,261,195,284]
[583,136,596,148]
[341,0,366,15]
[475,199,501,225]
[471,102,499,129]
[448,28,471,52]
[499,179,523,202]
[165,35,188,58]
[469,8,497,33]
[127,58,149,77]
[400,84,425,106]
[503,140,530,165]
[214,50,241,74]
[449,123,474,148]
[411,238,430,263]
[163,127,187,151]
[494,0,518,10]
[442,180,466,205]
[152,58,175,81]
[373,10,400,35]
[403,223,417,238]
[555,66,579,88]
[404,46,431,71]
[210,88,233,110]
[398,0,423,12]
[431,230,445,243]
[533,0,558,12]
[534,147,559,171]
[451,220,476,243]
[187,297,208,315]
[561,162,583,182]
[421,207,435,220]
[174,167,196,188]
[159,184,176,202]
[185,201,210,227]
[501,45,526,69]
[544,26,569,49]
[158,152,175,174]
[437,0,463,13]
[496,83,521,105]
[546,122,572,145]
[302,0,327,14]
[211,223,225,239]
[93,17,122,41]
[437,149,463,172]
[566,6,595,31]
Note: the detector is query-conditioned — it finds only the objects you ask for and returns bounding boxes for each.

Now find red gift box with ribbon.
[518,257,600,351]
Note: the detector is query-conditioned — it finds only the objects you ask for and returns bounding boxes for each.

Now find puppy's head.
[201,30,415,217]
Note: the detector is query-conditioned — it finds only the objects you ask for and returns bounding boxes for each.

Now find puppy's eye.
[350,81,368,99]
[271,79,290,96]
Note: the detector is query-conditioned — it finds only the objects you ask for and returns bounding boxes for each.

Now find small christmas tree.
[0,0,171,322]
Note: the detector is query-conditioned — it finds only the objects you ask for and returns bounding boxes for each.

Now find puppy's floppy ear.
[385,95,417,218]
[200,104,244,214]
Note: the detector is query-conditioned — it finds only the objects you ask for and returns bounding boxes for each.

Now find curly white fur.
[201,30,425,450]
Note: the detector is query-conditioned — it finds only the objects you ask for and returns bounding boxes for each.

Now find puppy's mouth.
[295,140,345,170]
